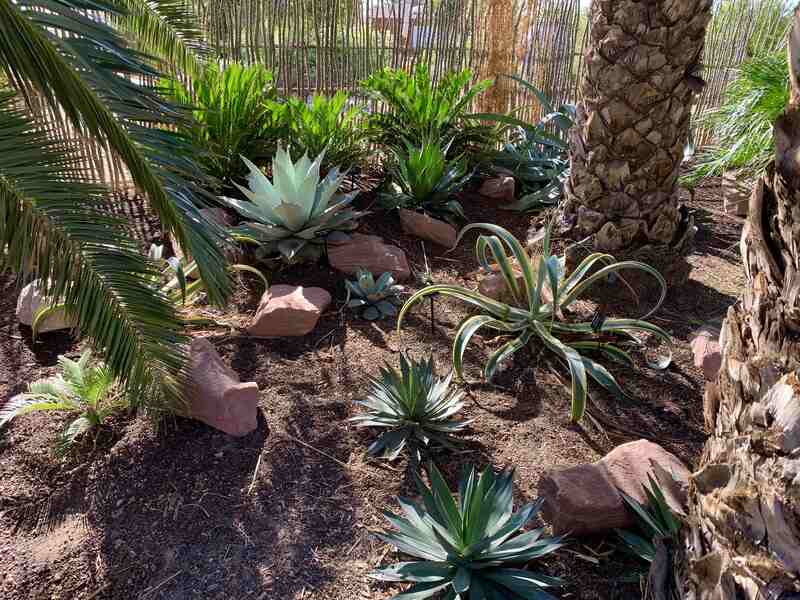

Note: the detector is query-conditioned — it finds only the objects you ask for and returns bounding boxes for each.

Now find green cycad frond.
[0,0,231,305]
[0,91,188,410]
[109,0,208,78]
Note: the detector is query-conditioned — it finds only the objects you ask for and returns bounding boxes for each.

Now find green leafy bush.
[0,351,118,450]
[351,354,468,460]
[362,64,497,161]
[371,462,564,599]
[684,50,789,185]
[398,224,672,422]
[222,148,365,264]
[163,63,284,186]
[346,269,404,321]
[381,138,471,223]
[478,76,575,212]
[272,91,370,173]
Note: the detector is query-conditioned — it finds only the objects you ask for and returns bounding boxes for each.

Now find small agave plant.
[351,354,468,461]
[371,462,565,599]
[221,147,365,264]
[346,269,404,320]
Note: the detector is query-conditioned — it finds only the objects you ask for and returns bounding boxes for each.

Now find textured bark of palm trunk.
[563,0,711,285]
[683,11,800,599]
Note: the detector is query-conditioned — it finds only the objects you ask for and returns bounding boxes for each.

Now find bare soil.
[0,179,743,600]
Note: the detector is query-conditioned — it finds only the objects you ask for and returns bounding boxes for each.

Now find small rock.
[722,171,750,217]
[247,285,331,338]
[15,280,74,333]
[398,208,458,248]
[328,233,411,280]
[479,176,515,202]
[186,338,259,437]
[477,264,552,305]
[691,329,722,381]
[538,439,690,536]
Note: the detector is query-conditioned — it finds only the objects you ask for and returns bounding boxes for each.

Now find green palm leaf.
[0,0,231,305]
[0,91,188,410]
[110,0,208,77]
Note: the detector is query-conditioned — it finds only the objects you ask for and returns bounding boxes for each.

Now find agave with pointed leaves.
[351,354,468,461]
[398,223,673,423]
[0,351,118,451]
[381,138,472,224]
[371,462,565,599]
[222,147,365,264]
[346,269,404,321]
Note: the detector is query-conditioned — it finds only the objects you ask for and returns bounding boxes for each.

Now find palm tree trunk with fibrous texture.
[683,12,800,599]
[563,0,710,284]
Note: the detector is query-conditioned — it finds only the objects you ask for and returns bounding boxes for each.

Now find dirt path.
[0,182,741,600]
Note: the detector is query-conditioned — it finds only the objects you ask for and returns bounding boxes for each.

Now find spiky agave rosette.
[350,355,469,461]
[370,462,565,599]
[222,147,366,264]
[345,269,404,320]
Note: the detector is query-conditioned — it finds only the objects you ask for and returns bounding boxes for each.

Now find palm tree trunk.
[683,11,800,598]
[563,0,711,284]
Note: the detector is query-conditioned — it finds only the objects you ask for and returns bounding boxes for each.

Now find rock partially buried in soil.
[16,280,74,334]
[691,328,722,381]
[248,285,331,337]
[187,338,259,437]
[538,439,690,536]
[398,208,458,248]
[479,176,515,203]
[327,233,411,280]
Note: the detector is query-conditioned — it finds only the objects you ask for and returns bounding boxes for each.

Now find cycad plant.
[223,148,365,264]
[345,269,404,321]
[0,1,231,411]
[272,91,369,173]
[362,64,498,162]
[371,462,565,599]
[477,76,575,211]
[397,224,672,422]
[351,354,468,461]
[162,62,284,186]
[0,351,119,450]
[683,49,789,186]
[381,138,471,224]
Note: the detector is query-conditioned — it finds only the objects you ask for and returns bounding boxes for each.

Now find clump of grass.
[684,50,788,186]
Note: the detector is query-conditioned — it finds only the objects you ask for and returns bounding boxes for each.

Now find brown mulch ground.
[0,179,743,600]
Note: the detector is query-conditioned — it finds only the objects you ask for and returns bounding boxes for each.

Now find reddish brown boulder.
[328,233,411,280]
[398,208,458,248]
[247,285,331,337]
[691,329,722,381]
[538,439,690,536]
[187,338,259,437]
[479,176,515,202]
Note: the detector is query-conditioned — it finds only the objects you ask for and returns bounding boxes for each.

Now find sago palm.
[0,0,231,411]
[0,351,119,450]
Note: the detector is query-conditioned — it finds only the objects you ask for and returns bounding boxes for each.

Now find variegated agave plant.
[398,223,673,423]
[222,147,365,264]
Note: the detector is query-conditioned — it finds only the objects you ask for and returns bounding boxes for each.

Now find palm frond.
[109,0,208,77]
[0,90,188,410]
[0,0,231,304]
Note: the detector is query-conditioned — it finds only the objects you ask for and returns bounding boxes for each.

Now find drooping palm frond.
[0,0,231,305]
[109,0,209,78]
[0,90,188,410]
